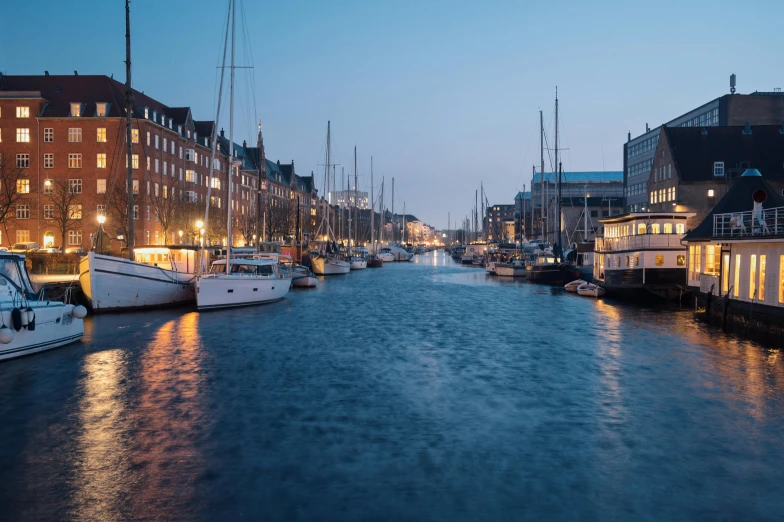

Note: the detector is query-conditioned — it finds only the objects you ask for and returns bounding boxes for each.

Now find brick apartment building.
[0,73,320,251]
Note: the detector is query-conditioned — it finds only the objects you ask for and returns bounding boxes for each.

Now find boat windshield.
[210,263,275,275]
[0,257,29,292]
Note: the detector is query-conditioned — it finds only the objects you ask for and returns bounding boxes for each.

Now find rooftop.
[533,171,623,183]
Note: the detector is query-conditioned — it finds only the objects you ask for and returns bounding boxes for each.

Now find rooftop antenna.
[730,73,737,95]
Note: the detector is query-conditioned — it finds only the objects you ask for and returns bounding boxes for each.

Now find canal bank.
[1,251,783,520]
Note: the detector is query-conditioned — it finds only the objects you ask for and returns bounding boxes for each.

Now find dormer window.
[168,119,173,130]
[70,103,83,117]
[204,137,208,146]
[713,162,725,177]
[152,110,157,121]
[187,130,191,138]
[144,107,149,119]
[95,102,109,117]
[160,114,165,126]
[178,125,182,134]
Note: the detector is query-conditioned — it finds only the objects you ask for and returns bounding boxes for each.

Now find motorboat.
[378,248,395,263]
[79,246,199,312]
[577,282,606,297]
[196,257,292,310]
[495,259,526,277]
[0,253,86,361]
[564,279,587,292]
[292,265,319,288]
[350,248,368,270]
[367,255,383,268]
[385,243,413,261]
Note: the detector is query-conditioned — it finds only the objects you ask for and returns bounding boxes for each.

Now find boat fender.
[26,307,34,324]
[11,308,22,332]
[0,325,13,344]
[72,305,88,319]
[20,307,28,328]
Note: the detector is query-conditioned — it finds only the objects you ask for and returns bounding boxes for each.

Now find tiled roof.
[666,125,784,182]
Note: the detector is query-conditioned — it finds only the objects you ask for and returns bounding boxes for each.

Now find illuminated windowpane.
[722,254,730,294]
[750,255,757,299]
[16,107,29,118]
[734,254,741,297]
[97,128,107,142]
[759,255,766,301]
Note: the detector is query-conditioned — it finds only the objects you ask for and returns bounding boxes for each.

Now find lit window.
[722,254,730,294]
[708,189,715,198]
[637,223,646,234]
[96,128,107,143]
[68,230,82,245]
[750,254,757,299]
[734,254,741,297]
[779,256,784,303]
[16,180,30,193]
[97,153,107,168]
[186,170,196,183]
[211,178,221,189]
[96,102,109,117]
[126,154,139,169]
[44,128,53,142]
[651,223,660,234]
[68,204,83,220]
[69,179,82,194]
[663,223,672,234]
[133,180,139,194]
[705,245,720,276]
[147,157,151,170]
[16,107,29,118]
[97,204,106,217]
[44,153,53,169]
[676,223,685,234]
[68,154,82,168]
[131,129,139,143]
[16,154,30,168]
[97,179,106,194]
[759,255,766,301]
[655,255,664,266]
[16,128,30,142]
[677,255,685,266]
[16,230,30,243]
[70,103,82,117]
[144,107,149,119]
[68,128,82,143]
[44,180,53,194]
[713,162,725,177]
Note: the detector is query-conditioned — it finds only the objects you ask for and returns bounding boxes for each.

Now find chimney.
[242,140,247,147]
[627,131,631,142]
[277,160,280,165]
[646,123,649,132]
[220,128,225,138]
[44,70,49,76]
[74,70,78,76]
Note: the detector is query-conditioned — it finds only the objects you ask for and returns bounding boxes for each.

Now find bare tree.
[262,194,297,242]
[0,151,29,246]
[44,179,83,250]
[108,180,142,248]
[148,176,183,244]
[236,209,258,246]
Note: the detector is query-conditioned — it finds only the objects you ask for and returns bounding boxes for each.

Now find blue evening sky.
[1,0,781,228]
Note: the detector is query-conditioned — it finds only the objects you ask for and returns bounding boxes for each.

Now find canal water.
[1,251,783,520]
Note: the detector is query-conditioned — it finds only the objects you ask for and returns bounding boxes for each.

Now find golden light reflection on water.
[70,348,132,521]
[70,313,207,520]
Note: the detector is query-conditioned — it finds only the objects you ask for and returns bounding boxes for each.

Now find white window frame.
[44,153,54,169]
[713,162,725,177]
[44,128,54,142]
[97,179,107,194]
[68,128,82,143]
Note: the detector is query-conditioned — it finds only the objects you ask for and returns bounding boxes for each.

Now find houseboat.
[683,169,784,333]
[593,211,695,299]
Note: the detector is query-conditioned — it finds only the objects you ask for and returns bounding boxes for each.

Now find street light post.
[97,214,106,254]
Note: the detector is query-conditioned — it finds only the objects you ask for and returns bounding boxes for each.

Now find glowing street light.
[96,214,106,253]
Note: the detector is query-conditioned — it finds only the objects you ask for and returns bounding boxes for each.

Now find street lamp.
[178,230,183,245]
[97,214,106,254]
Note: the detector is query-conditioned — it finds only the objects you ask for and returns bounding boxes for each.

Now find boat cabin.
[133,246,200,273]
[209,258,280,277]
[593,211,694,298]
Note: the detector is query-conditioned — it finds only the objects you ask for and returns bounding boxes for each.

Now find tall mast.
[353,146,358,249]
[554,88,560,254]
[325,122,330,241]
[380,178,384,244]
[203,2,230,264]
[225,0,236,275]
[403,202,406,243]
[584,188,589,242]
[391,177,395,241]
[539,110,544,242]
[124,0,134,259]
[370,157,374,251]
[341,166,345,243]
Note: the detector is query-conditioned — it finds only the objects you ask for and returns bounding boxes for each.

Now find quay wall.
[693,289,784,344]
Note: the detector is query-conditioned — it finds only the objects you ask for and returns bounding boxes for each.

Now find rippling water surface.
[1,251,783,520]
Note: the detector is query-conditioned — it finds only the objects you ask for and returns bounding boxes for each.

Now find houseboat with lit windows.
[593,211,695,299]
[683,169,784,334]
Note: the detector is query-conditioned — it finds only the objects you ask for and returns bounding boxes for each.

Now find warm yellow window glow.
[637,223,646,234]
[663,223,672,234]
[16,107,29,118]
[652,223,660,234]
[16,180,30,194]
[734,254,741,297]
[695,245,701,274]
[16,128,30,142]
[131,129,139,143]
[676,223,685,234]
[705,245,720,276]
[97,128,107,142]
[750,254,757,299]
[97,153,107,169]
[779,256,784,304]
[708,189,715,197]
[655,255,664,266]
[759,255,766,301]
[722,254,730,294]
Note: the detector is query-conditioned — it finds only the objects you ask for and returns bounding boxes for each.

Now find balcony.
[713,206,784,237]
[596,234,685,252]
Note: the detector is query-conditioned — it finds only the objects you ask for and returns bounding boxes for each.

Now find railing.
[713,206,784,237]
[596,234,685,252]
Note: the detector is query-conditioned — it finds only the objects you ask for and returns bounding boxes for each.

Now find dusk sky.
[2,0,781,228]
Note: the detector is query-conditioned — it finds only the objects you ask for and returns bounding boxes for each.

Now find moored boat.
[292,265,319,288]
[577,282,606,297]
[196,258,291,310]
[564,279,587,292]
[495,259,527,277]
[367,255,383,268]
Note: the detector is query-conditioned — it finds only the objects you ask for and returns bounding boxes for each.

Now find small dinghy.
[564,279,587,292]
[576,282,606,297]
[292,265,319,288]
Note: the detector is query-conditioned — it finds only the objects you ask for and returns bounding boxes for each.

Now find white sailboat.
[0,253,86,361]
[349,146,367,270]
[195,0,291,310]
[311,122,350,276]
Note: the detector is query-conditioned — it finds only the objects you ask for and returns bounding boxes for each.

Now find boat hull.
[79,252,195,312]
[196,275,290,310]
[495,265,526,277]
[292,275,318,288]
[368,259,383,268]
[350,259,368,270]
[0,304,84,361]
[311,257,351,275]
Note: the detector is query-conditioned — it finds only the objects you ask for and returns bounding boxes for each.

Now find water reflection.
[70,348,132,520]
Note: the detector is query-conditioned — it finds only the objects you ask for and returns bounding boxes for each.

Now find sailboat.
[311,122,351,276]
[195,0,291,310]
[349,146,367,270]
[367,157,383,267]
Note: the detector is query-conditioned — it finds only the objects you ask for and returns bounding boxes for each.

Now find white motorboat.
[486,261,497,274]
[495,260,526,277]
[378,248,395,263]
[79,247,198,312]
[0,253,86,361]
[564,279,587,292]
[386,243,413,262]
[311,255,351,275]
[577,282,606,297]
[196,258,291,310]
[292,265,318,288]
[350,257,368,270]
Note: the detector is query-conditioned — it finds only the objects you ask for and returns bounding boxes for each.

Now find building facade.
[484,204,515,242]
[624,88,784,212]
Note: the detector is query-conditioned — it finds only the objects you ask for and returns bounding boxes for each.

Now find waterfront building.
[593,211,694,299]
[644,124,784,232]
[484,204,515,242]
[514,191,531,241]
[529,170,623,244]
[683,169,784,328]
[560,196,624,244]
[624,84,784,212]
[329,189,369,210]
